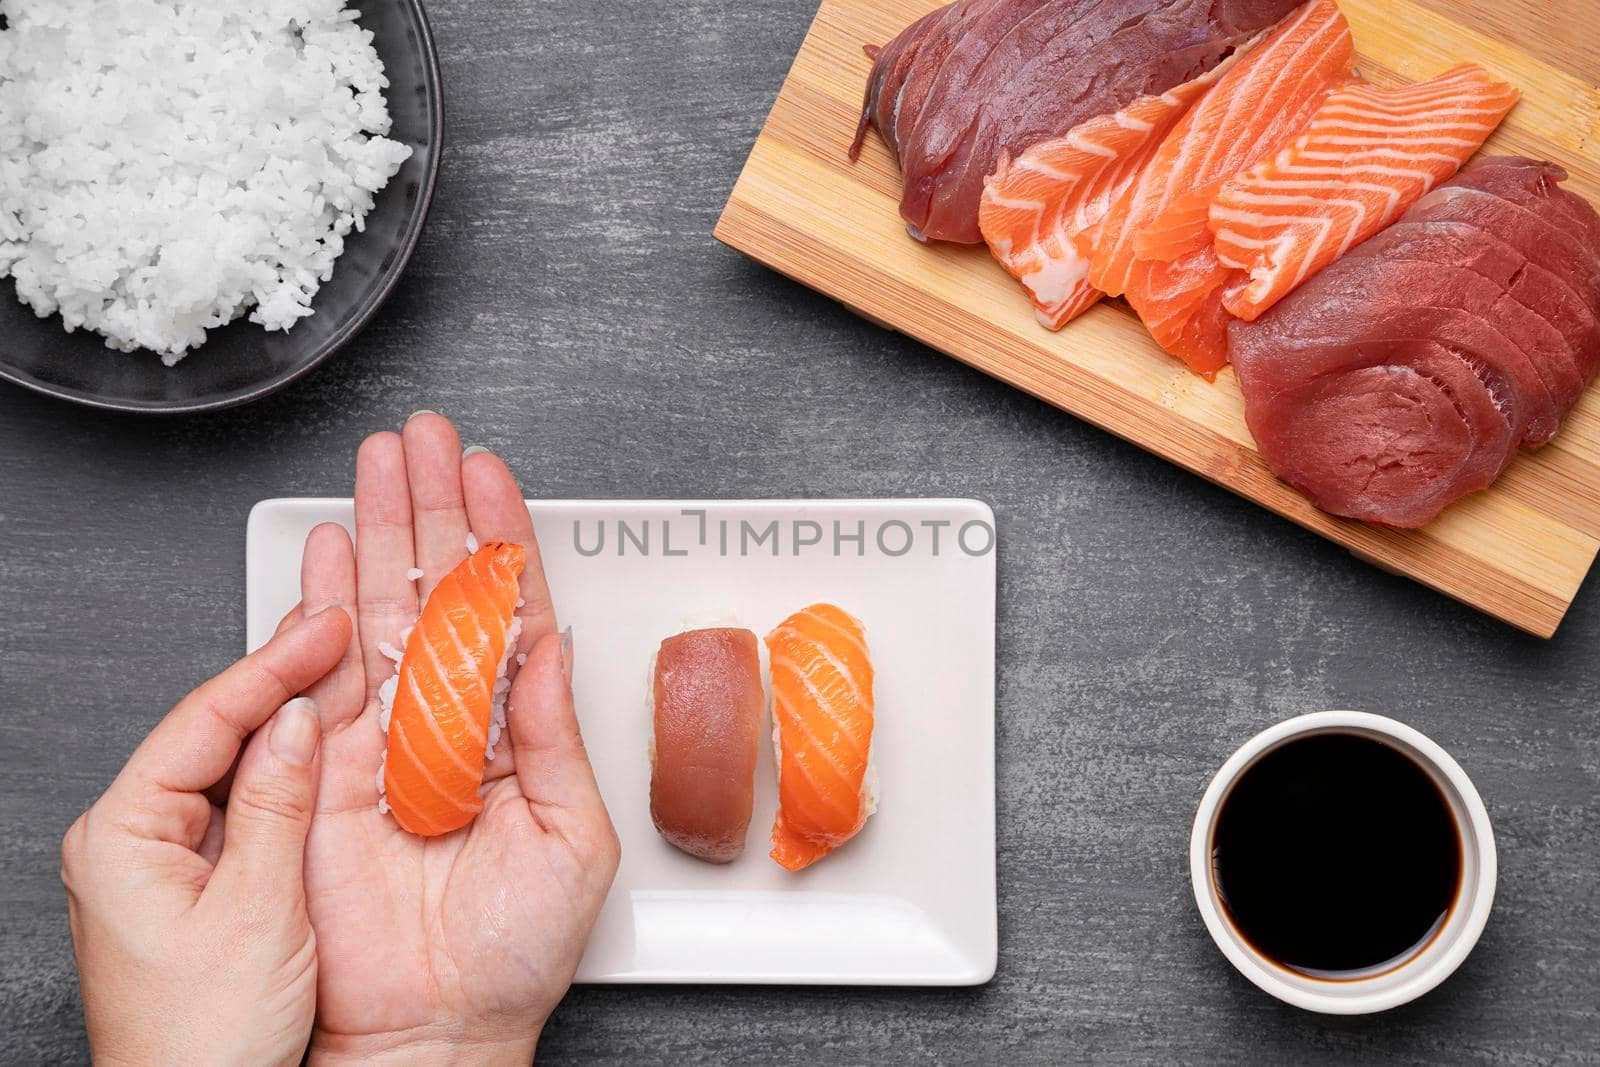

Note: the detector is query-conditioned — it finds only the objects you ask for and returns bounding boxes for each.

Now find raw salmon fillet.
[978,52,1241,329]
[1211,64,1519,320]
[1081,0,1354,375]
[380,542,526,837]
[766,603,876,872]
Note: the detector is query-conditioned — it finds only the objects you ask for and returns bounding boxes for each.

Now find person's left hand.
[296,414,619,1065]
[61,607,352,1067]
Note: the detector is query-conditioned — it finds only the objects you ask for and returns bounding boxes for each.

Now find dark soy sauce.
[1212,732,1461,979]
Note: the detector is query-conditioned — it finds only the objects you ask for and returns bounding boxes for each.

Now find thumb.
[209,697,322,899]
[507,629,607,812]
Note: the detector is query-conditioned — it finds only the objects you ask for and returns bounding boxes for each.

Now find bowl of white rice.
[0,0,443,413]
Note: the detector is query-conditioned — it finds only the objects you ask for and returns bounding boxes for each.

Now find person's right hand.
[62,608,352,1067]
[295,414,620,1065]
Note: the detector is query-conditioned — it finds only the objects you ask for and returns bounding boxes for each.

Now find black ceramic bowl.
[0,0,443,414]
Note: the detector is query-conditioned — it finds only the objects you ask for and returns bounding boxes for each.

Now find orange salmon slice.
[381,541,525,838]
[1080,0,1355,375]
[977,51,1243,330]
[766,603,876,872]
[1211,64,1519,320]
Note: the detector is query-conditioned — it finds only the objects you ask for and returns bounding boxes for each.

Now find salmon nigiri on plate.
[247,497,997,985]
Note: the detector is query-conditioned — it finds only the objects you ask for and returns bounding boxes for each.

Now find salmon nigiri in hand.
[378,541,527,837]
[766,603,877,871]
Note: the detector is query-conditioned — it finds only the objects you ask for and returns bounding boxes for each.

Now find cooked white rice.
[0,0,412,363]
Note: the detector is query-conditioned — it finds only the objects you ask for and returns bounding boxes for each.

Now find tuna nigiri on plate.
[649,626,765,864]
[377,540,526,837]
[247,498,998,984]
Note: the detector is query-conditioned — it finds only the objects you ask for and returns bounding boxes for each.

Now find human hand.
[62,607,353,1067]
[296,413,620,1065]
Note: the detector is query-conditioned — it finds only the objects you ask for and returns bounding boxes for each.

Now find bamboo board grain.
[714,0,1600,638]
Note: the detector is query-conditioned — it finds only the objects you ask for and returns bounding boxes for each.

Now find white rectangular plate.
[246,498,997,985]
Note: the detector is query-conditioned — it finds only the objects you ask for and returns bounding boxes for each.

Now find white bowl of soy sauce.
[1189,711,1496,1014]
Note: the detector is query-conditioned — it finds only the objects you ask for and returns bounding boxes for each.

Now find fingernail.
[560,626,574,681]
[463,445,492,457]
[407,409,438,423]
[270,698,321,767]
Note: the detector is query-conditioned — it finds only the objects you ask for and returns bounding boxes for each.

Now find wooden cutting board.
[714,0,1600,638]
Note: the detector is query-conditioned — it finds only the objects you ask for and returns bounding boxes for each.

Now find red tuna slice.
[906,0,1167,242]
[1238,344,1511,528]
[889,0,1014,162]
[1379,216,1600,376]
[1440,222,1600,392]
[894,0,1301,243]
[1235,290,1530,528]
[1452,158,1600,250]
[1237,295,1533,447]
[914,0,1290,244]
[1230,158,1600,527]
[894,0,1061,164]
[850,5,950,162]
[1372,226,1590,434]
[1416,182,1600,294]
[1408,185,1600,383]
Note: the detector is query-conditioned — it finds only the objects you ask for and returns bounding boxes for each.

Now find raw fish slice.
[890,0,1002,163]
[381,542,526,837]
[1230,158,1600,527]
[1423,186,1600,299]
[1384,215,1600,389]
[978,51,1240,328]
[1084,0,1355,295]
[849,5,959,162]
[1455,156,1600,248]
[1406,157,1600,401]
[649,628,764,864]
[766,603,876,872]
[1434,161,1600,371]
[1363,257,1573,444]
[1241,352,1497,527]
[900,0,1057,170]
[1234,297,1530,513]
[1439,162,1600,321]
[1254,299,1543,444]
[1211,65,1519,320]
[1119,246,1238,377]
[1128,77,1340,265]
[909,0,1159,238]
[862,0,1300,243]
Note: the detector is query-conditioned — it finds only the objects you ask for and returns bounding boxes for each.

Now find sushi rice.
[0,0,412,361]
